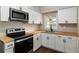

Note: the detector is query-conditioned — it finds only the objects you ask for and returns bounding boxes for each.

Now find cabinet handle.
[47,37,49,39]
[19,7,22,10]
[63,39,66,43]
[65,20,68,23]
[32,21,34,24]
[37,37,39,40]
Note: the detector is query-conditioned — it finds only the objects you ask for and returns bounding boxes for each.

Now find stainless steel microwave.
[9,8,29,22]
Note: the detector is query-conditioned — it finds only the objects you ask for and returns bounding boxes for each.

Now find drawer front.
[5,41,14,49]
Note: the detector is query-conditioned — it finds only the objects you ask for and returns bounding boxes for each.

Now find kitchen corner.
[0,6,79,53]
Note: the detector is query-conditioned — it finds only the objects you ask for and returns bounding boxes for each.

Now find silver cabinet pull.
[65,20,68,23]
[63,39,66,43]
[47,36,49,39]
[19,7,22,10]
[37,37,39,40]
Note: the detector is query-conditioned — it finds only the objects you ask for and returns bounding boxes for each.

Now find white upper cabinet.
[0,6,20,21]
[28,8,42,24]
[22,6,42,24]
[58,7,77,24]
[0,6,42,24]
[78,7,79,18]
[10,6,20,10]
[0,6,9,21]
[41,33,49,47]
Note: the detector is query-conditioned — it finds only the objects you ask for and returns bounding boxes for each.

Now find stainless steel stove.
[6,28,33,53]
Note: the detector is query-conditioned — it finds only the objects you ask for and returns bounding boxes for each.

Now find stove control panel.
[6,28,25,34]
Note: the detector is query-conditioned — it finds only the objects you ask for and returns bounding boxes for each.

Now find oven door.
[14,36,33,53]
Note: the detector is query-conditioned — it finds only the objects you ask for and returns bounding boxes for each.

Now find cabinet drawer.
[5,41,14,49]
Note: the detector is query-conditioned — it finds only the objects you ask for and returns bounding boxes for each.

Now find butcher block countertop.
[31,31,44,35]
[43,32,78,37]
[31,31,79,37]
[0,37,14,43]
[0,31,78,43]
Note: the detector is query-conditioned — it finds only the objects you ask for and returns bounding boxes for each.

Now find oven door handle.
[15,36,33,43]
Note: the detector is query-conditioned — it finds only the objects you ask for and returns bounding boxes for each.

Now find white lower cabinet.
[33,34,41,51]
[42,33,49,47]
[48,34,56,49]
[34,33,77,53]
[42,33,56,50]
[4,41,14,53]
[55,35,65,52]
[76,38,79,53]
[64,37,76,53]
[5,48,14,53]
[55,35,77,53]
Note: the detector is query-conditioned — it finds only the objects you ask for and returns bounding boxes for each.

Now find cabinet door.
[0,6,9,21]
[4,41,14,50]
[42,34,49,48]
[48,34,56,49]
[10,6,20,10]
[64,37,76,53]
[28,9,35,24]
[34,12,42,24]
[78,7,79,18]
[76,38,79,53]
[33,34,41,51]
[58,9,66,23]
[55,35,65,52]
[5,48,14,53]
[28,8,42,24]
[58,7,77,23]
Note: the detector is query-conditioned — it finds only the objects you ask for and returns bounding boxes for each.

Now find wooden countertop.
[31,31,44,35]
[0,37,14,43]
[43,32,79,37]
[0,31,78,43]
[30,30,79,37]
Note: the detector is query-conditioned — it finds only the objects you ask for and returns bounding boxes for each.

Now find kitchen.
[0,6,79,53]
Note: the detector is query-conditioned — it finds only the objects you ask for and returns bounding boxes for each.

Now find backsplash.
[0,21,39,34]
[58,24,77,32]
